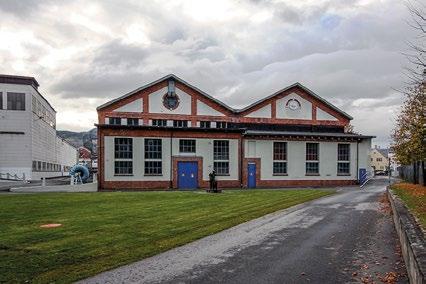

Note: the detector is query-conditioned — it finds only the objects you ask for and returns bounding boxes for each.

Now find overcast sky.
[0,0,418,147]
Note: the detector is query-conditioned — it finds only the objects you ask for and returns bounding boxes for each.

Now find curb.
[387,187,426,283]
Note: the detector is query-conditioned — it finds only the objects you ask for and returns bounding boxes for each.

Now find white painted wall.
[317,108,338,121]
[113,98,143,112]
[0,83,78,180]
[276,93,312,120]
[197,100,225,116]
[244,140,367,180]
[149,87,191,115]
[104,136,239,182]
[245,104,272,118]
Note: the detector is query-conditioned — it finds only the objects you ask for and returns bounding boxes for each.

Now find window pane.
[306,162,319,174]
[273,142,287,160]
[214,161,229,175]
[200,121,211,128]
[152,119,167,127]
[144,161,162,175]
[306,143,319,161]
[127,118,139,126]
[0,92,3,109]
[114,138,133,159]
[216,122,227,128]
[338,144,350,161]
[114,161,133,175]
[173,120,188,128]
[179,139,196,153]
[110,117,121,125]
[213,140,229,160]
[337,162,350,174]
[273,162,287,174]
[145,139,162,159]
[7,92,25,110]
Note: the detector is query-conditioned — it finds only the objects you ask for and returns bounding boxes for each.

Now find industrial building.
[96,74,373,190]
[0,75,78,181]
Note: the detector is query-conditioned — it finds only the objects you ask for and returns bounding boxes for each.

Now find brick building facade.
[96,74,373,190]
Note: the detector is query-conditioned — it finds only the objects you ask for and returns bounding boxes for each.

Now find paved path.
[81,179,407,284]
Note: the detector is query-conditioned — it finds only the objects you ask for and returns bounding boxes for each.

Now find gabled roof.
[97,74,353,120]
[238,82,353,120]
[97,74,236,112]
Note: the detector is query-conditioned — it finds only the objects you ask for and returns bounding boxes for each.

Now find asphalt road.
[81,178,407,284]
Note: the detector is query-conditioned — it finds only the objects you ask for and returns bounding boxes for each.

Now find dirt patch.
[378,193,392,215]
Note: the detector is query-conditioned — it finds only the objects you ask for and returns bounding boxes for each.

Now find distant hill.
[57,128,97,152]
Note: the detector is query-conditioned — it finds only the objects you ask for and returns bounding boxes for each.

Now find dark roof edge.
[96,75,353,120]
[95,124,245,133]
[0,74,56,113]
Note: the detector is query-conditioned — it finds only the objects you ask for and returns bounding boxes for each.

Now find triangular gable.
[238,83,352,120]
[97,74,236,115]
[112,98,143,112]
[317,107,338,121]
[197,100,225,116]
[244,104,271,118]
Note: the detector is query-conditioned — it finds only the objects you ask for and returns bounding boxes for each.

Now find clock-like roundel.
[286,98,301,110]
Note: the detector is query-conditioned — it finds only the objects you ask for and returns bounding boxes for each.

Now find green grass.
[0,189,333,283]
[391,183,426,227]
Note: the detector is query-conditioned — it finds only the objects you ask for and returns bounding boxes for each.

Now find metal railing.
[0,172,26,181]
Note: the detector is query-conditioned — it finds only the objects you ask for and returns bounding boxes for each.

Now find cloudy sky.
[0,0,418,146]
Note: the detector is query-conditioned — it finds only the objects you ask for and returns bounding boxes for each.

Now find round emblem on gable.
[162,93,180,110]
[286,99,301,110]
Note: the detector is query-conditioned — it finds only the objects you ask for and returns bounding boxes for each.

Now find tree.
[392,1,426,165]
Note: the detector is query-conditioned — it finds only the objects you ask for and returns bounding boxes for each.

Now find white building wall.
[276,93,312,120]
[149,87,191,115]
[197,100,225,116]
[104,137,239,182]
[0,84,33,179]
[113,98,143,112]
[0,82,78,180]
[245,104,272,118]
[245,140,369,180]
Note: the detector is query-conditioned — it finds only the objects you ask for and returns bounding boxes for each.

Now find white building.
[0,75,78,180]
[96,74,374,190]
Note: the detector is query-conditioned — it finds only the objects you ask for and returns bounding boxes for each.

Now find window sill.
[273,173,288,176]
[144,174,163,176]
[305,173,320,176]
[337,173,351,176]
[114,174,133,176]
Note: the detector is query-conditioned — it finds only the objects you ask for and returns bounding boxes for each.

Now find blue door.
[248,163,256,188]
[178,162,198,189]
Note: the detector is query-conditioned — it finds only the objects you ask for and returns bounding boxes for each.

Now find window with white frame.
[306,143,319,175]
[0,92,2,109]
[110,117,121,125]
[7,92,25,110]
[127,118,139,126]
[214,140,229,175]
[114,138,133,175]
[337,144,350,175]
[152,119,167,127]
[200,121,211,128]
[173,120,188,128]
[145,139,162,175]
[179,139,196,153]
[273,142,287,175]
[216,121,227,129]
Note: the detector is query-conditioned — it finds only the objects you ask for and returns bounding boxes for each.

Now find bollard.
[92,174,97,183]
[41,177,46,187]
[22,173,26,182]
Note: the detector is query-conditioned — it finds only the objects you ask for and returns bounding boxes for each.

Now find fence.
[0,173,26,181]
[398,161,426,186]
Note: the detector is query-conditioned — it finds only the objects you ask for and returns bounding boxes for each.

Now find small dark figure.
[208,170,218,193]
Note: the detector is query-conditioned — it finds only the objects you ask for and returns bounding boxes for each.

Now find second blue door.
[178,162,198,189]
[248,163,256,188]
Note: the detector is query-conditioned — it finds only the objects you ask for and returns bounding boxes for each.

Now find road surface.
[81,178,407,284]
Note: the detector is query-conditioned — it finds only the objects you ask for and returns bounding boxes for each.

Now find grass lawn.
[391,183,426,227]
[0,189,333,283]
